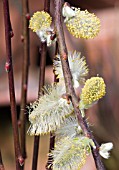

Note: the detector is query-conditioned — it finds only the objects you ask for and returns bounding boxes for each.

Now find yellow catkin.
[52,137,90,170]
[29,11,52,32]
[80,77,106,107]
[66,8,100,39]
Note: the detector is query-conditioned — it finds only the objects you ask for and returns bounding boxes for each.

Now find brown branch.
[19,0,30,167]
[44,0,50,12]
[46,42,58,170]
[0,150,5,170]
[32,135,40,170]
[3,0,23,169]
[54,0,105,170]
[32,42,47,170]
[46,135,55,170]
[31,1,50,170]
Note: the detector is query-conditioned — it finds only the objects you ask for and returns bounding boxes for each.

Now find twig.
[19,0,30,167]
[32,42,47,170]
[46,42,58,170]
[44,0,50,12]
[32,135,40,170]
[3,0,24,169]
[54,0,105,170]
[0,150,5,170]
[46,135,55,170]
[31,1,50,170]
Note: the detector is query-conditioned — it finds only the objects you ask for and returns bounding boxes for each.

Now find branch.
[3,0,23,169]
[32,1,50,170]
[19,0,30,166]
[0,150,5,170]
[54,0,105,170]
[46,135,55,170]
[32,43,47,170]
[46,42,58,170]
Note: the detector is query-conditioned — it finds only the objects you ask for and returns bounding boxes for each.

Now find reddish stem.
[19,0,30,166]
[46,42,58,170]
[3,0,23,169]
[31,1,50,170]
[32,42,47,170]
[46,135,55,170]
[54,0,105,170]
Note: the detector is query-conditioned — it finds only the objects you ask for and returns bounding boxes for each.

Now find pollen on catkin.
[29,11,52,32]
[53,51,88,88]
[55,115,82,141]
[27,84,73,135]
[65,8,100,39]
[49,137,91,170]
[79,77,106,109]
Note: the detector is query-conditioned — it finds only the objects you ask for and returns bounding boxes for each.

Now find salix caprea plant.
[28,2,113,170]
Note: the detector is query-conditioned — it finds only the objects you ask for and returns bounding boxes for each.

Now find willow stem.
[31,1,50,170]
[3,0,23,169]
[54,0,105,170]
[32,42,47,170]
[19,0,30,166]
[46,135,55,170]
[46,42,58,170]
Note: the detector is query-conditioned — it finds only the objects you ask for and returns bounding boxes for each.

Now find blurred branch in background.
[19,0,30,168]
[32,1,50,170]
[32,42,48,170]
[46,42,59,170]
[3,0,23,169]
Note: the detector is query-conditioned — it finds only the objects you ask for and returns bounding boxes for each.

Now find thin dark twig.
[54,0,105,170]
[32,43,47,170]
[0,150,5,170]
[46,135,55,170]
[32,135,40,170]
[32,1,50,170]
[44,0,50,12]
[46,42,58,170]
[3,0,23,169]
[19,0,30,166]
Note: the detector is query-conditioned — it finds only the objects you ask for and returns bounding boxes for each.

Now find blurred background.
[0,0,119,169]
